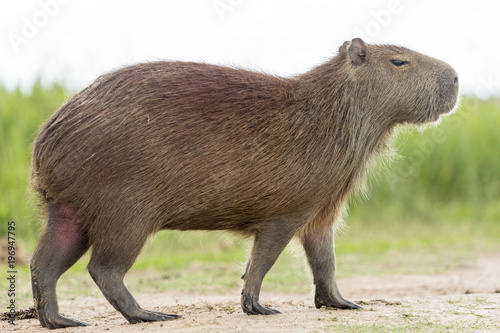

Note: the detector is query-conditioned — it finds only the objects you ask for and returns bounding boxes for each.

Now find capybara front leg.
[30,202,90,329]
[88,232,180,324]
[300,226,360,310]
[241,221,297,315]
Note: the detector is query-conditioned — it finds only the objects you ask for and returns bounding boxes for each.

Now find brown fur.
[29,38,459,328]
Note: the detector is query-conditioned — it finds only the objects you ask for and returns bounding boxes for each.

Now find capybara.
[30,38,459,329]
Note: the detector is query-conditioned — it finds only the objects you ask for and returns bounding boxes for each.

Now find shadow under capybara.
[30,38,459,329]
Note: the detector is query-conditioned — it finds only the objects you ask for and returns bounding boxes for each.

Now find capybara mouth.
[428,97,460,123]
[439,89,461,117]
[433,72,460,120]
[442,72,460,114]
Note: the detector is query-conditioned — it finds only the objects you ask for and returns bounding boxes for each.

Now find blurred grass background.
[1,85,499,307]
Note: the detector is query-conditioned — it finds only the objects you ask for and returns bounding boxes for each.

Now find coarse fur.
[29,38,459,329]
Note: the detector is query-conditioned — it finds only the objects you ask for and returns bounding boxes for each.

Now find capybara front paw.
[241,294,280,315]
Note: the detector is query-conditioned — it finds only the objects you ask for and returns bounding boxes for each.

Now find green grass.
[0,83,67,245]
[367,98,500,204]
[1,86,499,306]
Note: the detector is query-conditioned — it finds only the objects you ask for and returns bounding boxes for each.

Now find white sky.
[1,0,499,98]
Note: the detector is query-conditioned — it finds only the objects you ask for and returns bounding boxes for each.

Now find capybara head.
[338,38,459,125]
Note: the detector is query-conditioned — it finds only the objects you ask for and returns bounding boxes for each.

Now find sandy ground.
[3,254,500,332]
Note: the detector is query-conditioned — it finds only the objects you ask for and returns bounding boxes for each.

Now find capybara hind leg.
[300,226,360,310]
[241,221,297,315]
[30,202,90,329]
[88,232,180,324]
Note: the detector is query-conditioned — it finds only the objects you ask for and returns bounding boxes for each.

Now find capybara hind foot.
[146,309,182,318]
[30,202,90,329]
[88,245,180,325]
[125,308,180,324]
[241,294,280,315]
[38,311,89,330]
[314,291,361,310]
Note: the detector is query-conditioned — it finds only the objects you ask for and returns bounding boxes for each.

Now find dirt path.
[3,254,500,332]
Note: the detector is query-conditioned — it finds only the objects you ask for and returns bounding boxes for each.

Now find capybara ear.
[348,38,367,66]
[338,40,351,54]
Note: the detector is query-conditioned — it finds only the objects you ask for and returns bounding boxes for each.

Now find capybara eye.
[390,59,409,67]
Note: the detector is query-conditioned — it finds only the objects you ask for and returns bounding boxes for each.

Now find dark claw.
[146,309,182,319]
[126,309,180,324]
[315,295,362,310]
[42,315,89,330]
[241,294,280,315]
